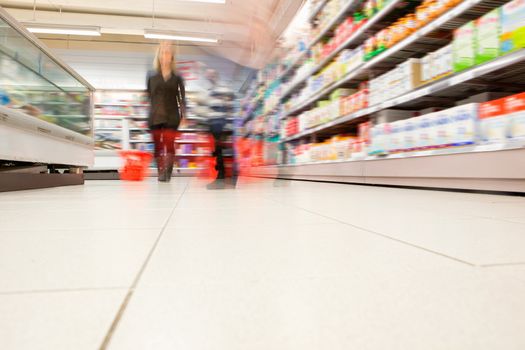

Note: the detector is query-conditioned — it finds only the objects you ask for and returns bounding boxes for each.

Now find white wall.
[52,48,254,91]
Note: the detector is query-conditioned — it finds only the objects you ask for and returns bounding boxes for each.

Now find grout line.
[98,180,190,350]
[267,197,477,267]
[0,286,128,296]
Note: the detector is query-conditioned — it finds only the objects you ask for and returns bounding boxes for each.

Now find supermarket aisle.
[1,178,525,350]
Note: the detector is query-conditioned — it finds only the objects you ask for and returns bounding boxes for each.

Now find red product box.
[358,121,371,145]
[503,92,525,114]
[479,98,505,119]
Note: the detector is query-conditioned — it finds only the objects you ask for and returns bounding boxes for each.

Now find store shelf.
[308,0,329,22]
[129,140,152,143]
[130,127,148,131]
[251,143,525,192]
[279,0,402,102]
[308,0,359,51]
[282,48,525,142]
[282,0,504,118]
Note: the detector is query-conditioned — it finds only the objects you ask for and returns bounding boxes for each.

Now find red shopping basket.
[119,150,153,181]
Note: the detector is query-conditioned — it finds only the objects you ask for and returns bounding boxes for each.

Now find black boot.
[165,154,174,182]
[156,156,167,182]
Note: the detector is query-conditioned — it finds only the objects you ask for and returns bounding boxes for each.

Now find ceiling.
[0,0,304,68]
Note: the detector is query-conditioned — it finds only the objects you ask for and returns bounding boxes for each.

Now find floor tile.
[0,228,160,292]
[0,289,125,350]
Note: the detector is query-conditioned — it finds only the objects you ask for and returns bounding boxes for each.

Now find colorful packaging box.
[476,8,501,64]
[388,120,404,153]
[479,97,509,143]
[447,103,479,146]
[453,21,477,72]
[417,114,434,149]
[503,92,525,139]
[501,0,525,54]
[435,110,453,147]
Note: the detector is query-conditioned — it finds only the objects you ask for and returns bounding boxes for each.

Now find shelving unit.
[0,6,94,191]
[240,0,525,192]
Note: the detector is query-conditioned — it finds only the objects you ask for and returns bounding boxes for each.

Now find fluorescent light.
[144,30,218,43]
[23,23,101,36]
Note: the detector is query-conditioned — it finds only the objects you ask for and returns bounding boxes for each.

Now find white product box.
[370,124,387,155]
[416,114,434,149]
[505,93,525,139]
[388,120,404,153]
[435,110,453,147]
[481,117,509,142]
[447,103,479,146]
[403,118,418,151]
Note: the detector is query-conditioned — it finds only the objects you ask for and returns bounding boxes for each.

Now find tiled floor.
[1,177,525,350]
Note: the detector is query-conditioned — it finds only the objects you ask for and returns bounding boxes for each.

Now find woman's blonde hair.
[153,41,177,72]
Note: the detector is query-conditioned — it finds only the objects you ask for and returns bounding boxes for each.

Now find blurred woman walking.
[147,41,186,182]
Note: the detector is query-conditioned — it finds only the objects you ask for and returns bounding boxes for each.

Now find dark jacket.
[146,71,186,129]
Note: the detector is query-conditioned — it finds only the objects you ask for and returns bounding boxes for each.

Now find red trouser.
[151,128,177,158]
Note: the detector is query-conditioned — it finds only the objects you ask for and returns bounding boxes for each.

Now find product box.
[358,121,371,145]
[500,0,525,53]
[447,103,479,146]
[476,8,501,64]
[479,97,509,142]
[417,114,434,149]
[369,124,387,155]
[434,110,453,147]
[503,92,525,139]
[403,118,418,151]
[453,21,477,72]
[421,53,432,83]
[388,120,404,153]
[399,58,422,93]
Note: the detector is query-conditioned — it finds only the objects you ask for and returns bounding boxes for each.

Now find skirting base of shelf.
[250,174,525,195]
[0,173,84,192]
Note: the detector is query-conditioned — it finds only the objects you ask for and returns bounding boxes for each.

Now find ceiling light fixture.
[144,30,218,43]
[23,23,101,36]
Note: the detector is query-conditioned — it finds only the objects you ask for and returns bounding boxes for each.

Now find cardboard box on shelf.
[479,97,509,142]
[476,8,501,64]
[500,0,525,54]
[447,103,480,146]
[453,21,477,72]
[503,92,525,139]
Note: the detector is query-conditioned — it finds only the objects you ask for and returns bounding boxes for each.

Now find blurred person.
[146,41,186,182]
[201,69,237,189]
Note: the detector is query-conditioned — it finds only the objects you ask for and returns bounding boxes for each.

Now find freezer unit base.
[0,173,84,192]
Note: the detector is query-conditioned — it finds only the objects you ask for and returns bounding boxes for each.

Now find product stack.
[238,0,525,191]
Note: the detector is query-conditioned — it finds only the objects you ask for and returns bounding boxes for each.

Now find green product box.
[453,21,477,72]
[475,9,501,64]
[501,0,525,54]
[317,100,330,108]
